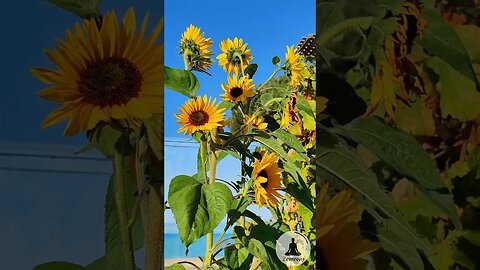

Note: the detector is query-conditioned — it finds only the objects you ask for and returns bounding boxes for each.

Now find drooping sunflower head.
[316,184,380,270]
[31,7,164,136]
[180,24,213,71]
[280,94,299,130]
[252,152,284,208]
[285,45,305,87]
[175,95,225,135]
[217,37,253,75]
[221,75,255,103]
[244,115,268,130]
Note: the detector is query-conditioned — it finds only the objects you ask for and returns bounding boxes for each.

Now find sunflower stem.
[183,51,190,70]
[204,144,218,267]
[256,68,281,91]
[114,151,136,270]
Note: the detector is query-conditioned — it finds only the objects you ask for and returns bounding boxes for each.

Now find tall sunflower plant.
[32,1,165,270]
[318,0,480,269]
[165,25,316,269]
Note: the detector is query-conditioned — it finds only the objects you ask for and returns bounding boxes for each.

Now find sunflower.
[285,46,305,87]
[175,95,225,135]
[316,184,380,270]
[180,24,213,71]
[221,75,255,103]
[252,152,284,208]
[217,37,253,75]
[31,8,163,136]
[368,0,426,120]
[245,115,268,130]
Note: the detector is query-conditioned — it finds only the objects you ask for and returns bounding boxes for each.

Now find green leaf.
[85,257,106,270]
[252,131,290,161]
[34,262,85,270]
[88,123,122,158]
[395,97,435,136]
[165,264,186,270]
[455,25,480,63]
[427,57,480,121]
[246,225,288,270]
[143,114,163,161]
[168,175,233,248]
[105,174,144,270]
[272,56,280,65]
[272,129,307,160]
[244,64,258,79]
[378,227,424,270]
[224,246,254,270]
[284,183,314,213]
[165,66,200,98]
[317,130,431,254]
[45,0,101,18]
[339,117,461,229]
[420,6,478,84]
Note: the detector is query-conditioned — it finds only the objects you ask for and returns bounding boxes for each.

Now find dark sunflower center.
[259,170,269,189]
[316,247,329,270]
[78,57,142,107]
[230,87,243,98]
[189,110,209,126]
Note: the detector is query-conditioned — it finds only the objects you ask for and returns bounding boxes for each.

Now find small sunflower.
[180,24,213,71]
[31,8,164,136]
[285,46,305,87]
[316,184,380,270]
[175,95,225,135]
[221,75,255,103]
[217,37,253,75]
[252,152,284,208]
[245,115,268,130]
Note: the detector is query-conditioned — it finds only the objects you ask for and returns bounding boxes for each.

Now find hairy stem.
[114,152,136,270]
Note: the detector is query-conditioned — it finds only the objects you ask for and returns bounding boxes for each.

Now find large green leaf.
[244,225,287,270]
[427,57,480,121]
[105,173,144,270]
[272,129,308,160]
[339,117,461,229]
[252,131,290,162]
[165,66,200,98]
[420,6,477,85]
[317,130,431,255]
[34,262,85,270]
[377,227,424,270]
[165,264,186,270]
[168,175,233,248]
[45,0,101,18]
[224,246,254,270]
[455,25,480,63]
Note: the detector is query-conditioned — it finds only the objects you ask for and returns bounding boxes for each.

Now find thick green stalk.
[317,17,374,47]
[114,152,136,270]
[204,148,218,267]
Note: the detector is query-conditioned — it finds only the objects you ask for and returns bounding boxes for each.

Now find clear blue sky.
[164,0,315,137]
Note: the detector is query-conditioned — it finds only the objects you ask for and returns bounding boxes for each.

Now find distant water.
[165,233,234,259]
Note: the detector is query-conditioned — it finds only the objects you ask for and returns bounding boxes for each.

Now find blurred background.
[0,1,163,269]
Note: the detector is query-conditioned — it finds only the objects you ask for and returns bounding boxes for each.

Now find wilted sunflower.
[180,24,213,71]
[316,184,380,270]
[368,0,426,120]
[31,8,163,136]
[280,94,300,131]
[217,37,253,75]
[221,75,255,103]
[244,115,268,130]
[285,46,305,87]
[252,152,284,208]
[175,95,225,135]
